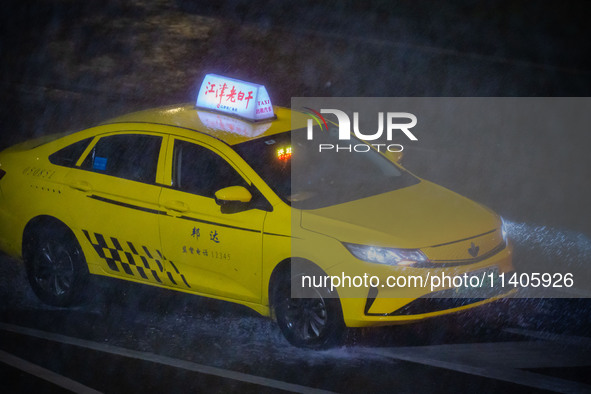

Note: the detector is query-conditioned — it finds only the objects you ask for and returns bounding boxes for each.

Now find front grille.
[363,271,514,317]
[389,297,488,315]
[388,283,511,316]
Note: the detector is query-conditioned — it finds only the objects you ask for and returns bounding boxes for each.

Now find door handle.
[162,200,189,212]
[68,180,92,192]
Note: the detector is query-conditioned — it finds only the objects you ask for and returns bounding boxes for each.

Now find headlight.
[343,243,429,267]
[501,217,508,243]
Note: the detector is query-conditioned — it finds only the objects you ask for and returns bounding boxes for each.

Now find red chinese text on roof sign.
[196,74,275,122]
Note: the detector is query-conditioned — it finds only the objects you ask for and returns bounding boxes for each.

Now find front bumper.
[328,241,514,328]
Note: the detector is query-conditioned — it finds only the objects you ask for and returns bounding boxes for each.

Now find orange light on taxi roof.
[277,146,292,161]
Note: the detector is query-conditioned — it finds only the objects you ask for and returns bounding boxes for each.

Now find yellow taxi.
[0,75,514,348]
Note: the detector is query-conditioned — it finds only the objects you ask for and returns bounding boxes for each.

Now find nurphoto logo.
[303,107,418,153]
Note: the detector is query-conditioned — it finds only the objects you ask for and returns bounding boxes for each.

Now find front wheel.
[272,265,345,349]
[24,225,88,307]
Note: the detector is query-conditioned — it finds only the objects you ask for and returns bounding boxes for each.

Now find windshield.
[233,128,419,209]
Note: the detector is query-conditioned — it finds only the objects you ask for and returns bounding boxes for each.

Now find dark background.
[1,1,590,392]
[2,0,590,139]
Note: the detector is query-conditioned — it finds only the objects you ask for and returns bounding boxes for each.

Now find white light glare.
[344,243,429,266]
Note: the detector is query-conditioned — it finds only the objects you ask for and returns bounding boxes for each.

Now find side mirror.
[214,186,252,213]
[384,150,403,164]
[215,186,252,203]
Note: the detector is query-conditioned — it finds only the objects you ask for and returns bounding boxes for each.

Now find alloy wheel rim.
[34,241,75,297]
[282,295,328,340]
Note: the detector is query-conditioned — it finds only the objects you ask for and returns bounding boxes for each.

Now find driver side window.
[173,140,248,198]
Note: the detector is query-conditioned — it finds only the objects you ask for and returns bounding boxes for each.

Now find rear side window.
[81,134,162,184]
[49,138,93,167]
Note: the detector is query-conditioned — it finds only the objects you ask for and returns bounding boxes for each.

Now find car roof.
[101,103,308,146]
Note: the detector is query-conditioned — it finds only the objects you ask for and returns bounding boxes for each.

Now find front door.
[158,138,266,302]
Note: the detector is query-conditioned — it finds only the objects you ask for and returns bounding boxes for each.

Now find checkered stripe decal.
[82,230,190,288]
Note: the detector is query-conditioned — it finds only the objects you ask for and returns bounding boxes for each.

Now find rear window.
[49,138,93,167]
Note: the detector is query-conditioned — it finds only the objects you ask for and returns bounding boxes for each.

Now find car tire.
[24,224,88,307]
[271,263,345,349]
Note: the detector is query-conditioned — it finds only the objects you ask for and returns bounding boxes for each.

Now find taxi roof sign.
[196,74,275,122]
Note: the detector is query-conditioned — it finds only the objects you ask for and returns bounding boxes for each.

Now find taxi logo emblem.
[468,242,480,258]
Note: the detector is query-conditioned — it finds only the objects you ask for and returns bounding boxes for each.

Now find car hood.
[300,180,500,249]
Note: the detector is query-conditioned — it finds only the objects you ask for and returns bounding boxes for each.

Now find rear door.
[63,132,171,286]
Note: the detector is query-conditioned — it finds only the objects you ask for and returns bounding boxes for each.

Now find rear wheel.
[24,224,88,307]
[272,264,345,348]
